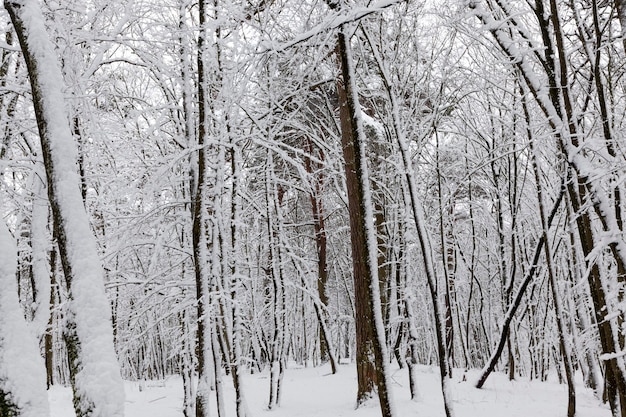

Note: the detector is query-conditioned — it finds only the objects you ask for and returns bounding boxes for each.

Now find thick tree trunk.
[568,184,626,416]
[339,63,375,402]
[6,1,125,415]
[179,310,196,417]
[333,24,395,417]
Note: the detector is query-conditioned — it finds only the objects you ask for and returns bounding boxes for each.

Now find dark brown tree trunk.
[193,0,210,415]
[568,184,626,416]
[332,21,395,417]
[338,70,375,404]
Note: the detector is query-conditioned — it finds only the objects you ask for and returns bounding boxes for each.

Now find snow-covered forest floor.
[49,364,609,417]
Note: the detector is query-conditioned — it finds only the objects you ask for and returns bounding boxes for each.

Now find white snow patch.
[49,364,610,417]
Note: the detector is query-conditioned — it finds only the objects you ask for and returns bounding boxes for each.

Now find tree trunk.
[6,1,125,415]
[227,144,252,417]
[192,1,210,415]
[566,217,604,396]
[436,137,455,376]
[265,152,285,411]
[210,317,226,417]
[332,20,395,417]
[45,236,60,389]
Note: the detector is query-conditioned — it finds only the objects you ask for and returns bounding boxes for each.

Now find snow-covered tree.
[5,0,125,415]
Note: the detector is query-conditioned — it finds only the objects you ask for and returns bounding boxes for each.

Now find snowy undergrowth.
[50,364,610,417]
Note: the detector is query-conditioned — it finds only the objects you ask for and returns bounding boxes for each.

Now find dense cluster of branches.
[1,0,626,416]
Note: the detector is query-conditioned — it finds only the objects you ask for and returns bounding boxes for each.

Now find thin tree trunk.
[219,32,252,417]
[405,294,422,402]
[29,170,51,340]
[265,152,284,411]
[436,135,455,376]
[291,254,339,375]
[211,317,226,417]
[487,130,513,381]
[230,172,251,412]
[192,0,211,415]
[529,137,576,417]
[45,242,57,388]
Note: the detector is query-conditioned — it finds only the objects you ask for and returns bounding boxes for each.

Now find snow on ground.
[50,363,610,417]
